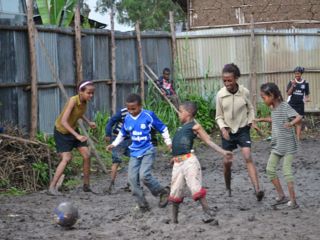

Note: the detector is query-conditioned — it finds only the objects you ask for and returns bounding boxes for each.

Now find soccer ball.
[54,202,79,228]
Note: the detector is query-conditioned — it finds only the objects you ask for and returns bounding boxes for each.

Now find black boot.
[159,186,170,208]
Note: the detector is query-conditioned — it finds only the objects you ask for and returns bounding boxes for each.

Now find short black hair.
[222,63,241,78]
[260,82,283,102]
[180,101,198,117]
[163,68,171,74]
[126,93,142,105]
[293,66,305,74]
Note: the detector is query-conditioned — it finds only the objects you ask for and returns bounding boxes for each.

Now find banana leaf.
[35,0,77,26]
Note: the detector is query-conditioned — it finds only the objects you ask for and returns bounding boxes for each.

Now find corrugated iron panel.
[14,31,29,83]
[0,30,16,83]
[93,35,109,80]
[36,31,59,83]
[57,34,75,84]
[177,28,320,112]
[115,38,138,82]
[82,34,94,81]
[38,88,60,134]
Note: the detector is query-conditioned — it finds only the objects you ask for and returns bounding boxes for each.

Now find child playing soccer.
[48,80,96,196]
[286,66,310,140]
[256,82,302,209]
[169,101,233,224]
[107,94,171,211]
[105,107,131,193]
[216,63,264,200]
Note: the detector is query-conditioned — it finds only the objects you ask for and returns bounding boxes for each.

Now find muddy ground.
[1,135,320,240]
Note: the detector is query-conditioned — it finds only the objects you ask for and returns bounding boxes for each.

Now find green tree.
[96,0,184,31]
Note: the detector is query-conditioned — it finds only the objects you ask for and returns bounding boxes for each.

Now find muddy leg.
[295,121,302,141]
[48,152,72,195]
[199,198,217,224]
[78,147,91,190]
[172,203,179,224]
[223,156,232,197]
[271,178,285,199]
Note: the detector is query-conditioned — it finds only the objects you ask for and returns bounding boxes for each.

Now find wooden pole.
[135,21,145,103]
[110,3,116,114]
[169,11,177,75]
[74,1,83,85]
[26,0,38,140]
[249,14,257,111]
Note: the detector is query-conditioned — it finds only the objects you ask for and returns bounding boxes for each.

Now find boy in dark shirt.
[169,101,233,224]
[286,66,310,140]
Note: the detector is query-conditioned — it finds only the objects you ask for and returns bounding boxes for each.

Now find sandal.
[287,201,300,209]
[271,196,289,206]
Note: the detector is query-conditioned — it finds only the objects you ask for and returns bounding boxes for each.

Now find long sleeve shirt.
[112,109,171,157]
[215,85,255,134]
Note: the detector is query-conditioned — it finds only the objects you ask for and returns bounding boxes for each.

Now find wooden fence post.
[169,11,177,75]
[26,0,38,140]
[75,1,83,85]
[110,3,116,114]
[249,14,257,111]
[135,21,145,103]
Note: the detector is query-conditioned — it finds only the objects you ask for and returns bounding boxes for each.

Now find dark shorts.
[221,126,251,151]
[54,127,87,153]
[289,103,304,116]
[111,136,131,164]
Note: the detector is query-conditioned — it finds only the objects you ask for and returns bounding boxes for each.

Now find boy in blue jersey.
[107,94,172,212]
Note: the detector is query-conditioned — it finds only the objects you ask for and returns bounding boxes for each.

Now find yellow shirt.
[215,85,255,133]
[55,95,87,134]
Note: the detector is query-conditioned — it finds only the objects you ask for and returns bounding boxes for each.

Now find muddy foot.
[256,190,265,201]
[47,188,63,196]
[202,211,218,224]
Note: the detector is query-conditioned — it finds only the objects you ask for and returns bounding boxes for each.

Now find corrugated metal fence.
[176,28,320,112]
[0,27,172,134]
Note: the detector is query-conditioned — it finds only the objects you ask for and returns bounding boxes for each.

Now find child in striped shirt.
[256,82,302,209]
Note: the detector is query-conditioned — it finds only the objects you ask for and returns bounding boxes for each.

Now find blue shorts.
[112,136,131,164]
[54,127,87,153]
[221,126,251,151]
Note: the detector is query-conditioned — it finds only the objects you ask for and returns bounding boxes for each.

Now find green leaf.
[35,0,51,24]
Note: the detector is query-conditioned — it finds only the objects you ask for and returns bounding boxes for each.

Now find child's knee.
[192,188,207,201]
[266,167,277,181]
[283,169,294,182]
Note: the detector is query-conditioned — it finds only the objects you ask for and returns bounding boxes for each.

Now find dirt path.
[1,137,320,240]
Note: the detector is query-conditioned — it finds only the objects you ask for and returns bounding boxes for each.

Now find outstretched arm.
[193,123,233,158]
[254,117,272,123]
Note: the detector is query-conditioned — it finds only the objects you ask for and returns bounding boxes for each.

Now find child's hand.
[290,79,296,87]
[88,122,96,129]
[106,144,115,151]
[76,135,88,142]
[223,151,233,160]
[221,128,230,140]
[284,122,293,128]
